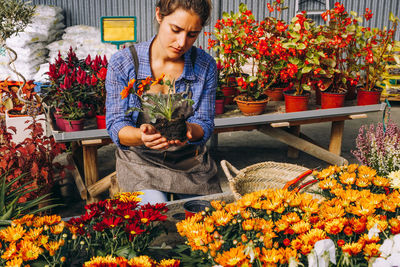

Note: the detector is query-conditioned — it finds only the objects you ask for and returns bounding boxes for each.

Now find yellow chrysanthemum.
[291,221,311,234]
[242,219,256,231]
[0,224,26,243]
[23,227,43,242]
[339,172,356,185]
[50,221,65,235]
[259,247,283,264]
[5,257,23,267]
[127,255,155,267]
[211,210,233,226]
[11,214,34,227]
[319,203,345,220]
[355,177,370,187]
[372,176,390,187]
[19,240,43,261]
[300,228,326,247]
[43,239,65,256]
[1,242,17,260]
[319,178,338,190]
[158,258,180,267]
[115,191,143,203]
[324,218,345,235]
[342,242,363,256]
[348,199,376,217]
[364,243,381,258]
[282,212,301,224]
[84,255,118,266]
[214,245,247,266]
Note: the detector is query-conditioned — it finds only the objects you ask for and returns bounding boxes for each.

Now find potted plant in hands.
[357,12,399,105]
[316,3,366,108]
[121,74,194,142]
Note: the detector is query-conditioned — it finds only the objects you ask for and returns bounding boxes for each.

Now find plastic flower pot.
[221,85,236,105]
[283,90,310,113]
[96,114,106,129]
[64,119,84,132]
[320,91,346,109]
[183,200,211,219]
[357,88,382,106]
[215,99,225,115]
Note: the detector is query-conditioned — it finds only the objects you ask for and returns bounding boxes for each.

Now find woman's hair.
[156,0,212,26]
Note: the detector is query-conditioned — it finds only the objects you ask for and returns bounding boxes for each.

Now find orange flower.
[158,258,180,267]
[151,73,165,86]
[342,242,363,256]
[324,219,345,235]
[120,78,135,99]
[0,224,26,243]
[339,172,356,185]
[214,245,247,266]
[19,240,43,261]
[364,243,381,258]
[5,258,23,267]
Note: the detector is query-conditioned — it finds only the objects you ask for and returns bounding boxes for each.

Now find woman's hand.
[140,124,169,150]
[168,122,202,146]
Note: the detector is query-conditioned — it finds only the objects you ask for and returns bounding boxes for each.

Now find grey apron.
[115,46,221,195]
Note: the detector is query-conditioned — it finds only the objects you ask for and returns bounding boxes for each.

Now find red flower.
[337,239,345,247]
[125,223,145,241]
[364,8,373,21]
[283,238,291,246]
[102,216,123,229]
[97,67,107,81]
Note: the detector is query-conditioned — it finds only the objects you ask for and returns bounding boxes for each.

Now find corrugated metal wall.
[27,0,400,47]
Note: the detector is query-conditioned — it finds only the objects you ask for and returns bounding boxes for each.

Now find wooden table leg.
[287,125,300,159]
[83,145,100,203]
[329,121,345,155]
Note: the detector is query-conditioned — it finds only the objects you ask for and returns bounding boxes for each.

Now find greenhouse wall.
[26,0,400,48]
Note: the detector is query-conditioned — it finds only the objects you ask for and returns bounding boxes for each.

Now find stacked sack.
[42,25,118,81]
[0,5,65,82]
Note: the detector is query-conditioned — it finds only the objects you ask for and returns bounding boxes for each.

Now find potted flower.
[313,3,364,108]
[258,0,291,101]
[121,74,194,141]
[280,12,325,112]
[209,3,269,115]
[44,48,108,131]
[92,63,108,129]
[357,12,399,105]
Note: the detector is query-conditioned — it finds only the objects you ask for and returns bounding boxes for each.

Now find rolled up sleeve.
[187,59,217,146]
[105,51,139,150]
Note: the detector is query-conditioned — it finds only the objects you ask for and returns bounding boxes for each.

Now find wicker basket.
[221,160,319,200]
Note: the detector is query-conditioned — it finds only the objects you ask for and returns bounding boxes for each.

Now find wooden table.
[49,102,386,202]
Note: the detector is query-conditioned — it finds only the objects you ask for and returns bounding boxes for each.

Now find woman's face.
[156,8,202,59]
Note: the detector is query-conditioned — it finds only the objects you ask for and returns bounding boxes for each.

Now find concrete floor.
[55,101,400,217]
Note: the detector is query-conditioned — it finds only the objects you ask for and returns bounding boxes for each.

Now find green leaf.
[302,84,311,91]
[302,66,312,74]
[297,43,306,50]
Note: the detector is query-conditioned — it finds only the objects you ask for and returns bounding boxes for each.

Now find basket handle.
[220,160,240,182]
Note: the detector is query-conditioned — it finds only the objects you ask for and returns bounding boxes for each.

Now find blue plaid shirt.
[105,37,217,150]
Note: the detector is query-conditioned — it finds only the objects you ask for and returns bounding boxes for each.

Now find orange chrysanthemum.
[0,224,26,243]
[120,78,135,99]
[19,240,43,261]
[151,73,166,86]
[214,245,248,266]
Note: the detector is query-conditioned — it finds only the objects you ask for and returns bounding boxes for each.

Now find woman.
[105,0,221,204]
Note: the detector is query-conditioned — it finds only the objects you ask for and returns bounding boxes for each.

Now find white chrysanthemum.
[388,170,400,189]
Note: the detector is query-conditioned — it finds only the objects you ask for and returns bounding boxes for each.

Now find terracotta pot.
[215,99,225,115]
[357,88,382,106]
[64,119,84,132]
[221,85,236,105]
[320,91,346,109]
[234,95,269,116]
[264,87,284,101]
[283,90,310,113]
[183,200,211,219]
[96,115,106,129]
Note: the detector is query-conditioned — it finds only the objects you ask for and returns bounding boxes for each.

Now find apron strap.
[129,45,139,76]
